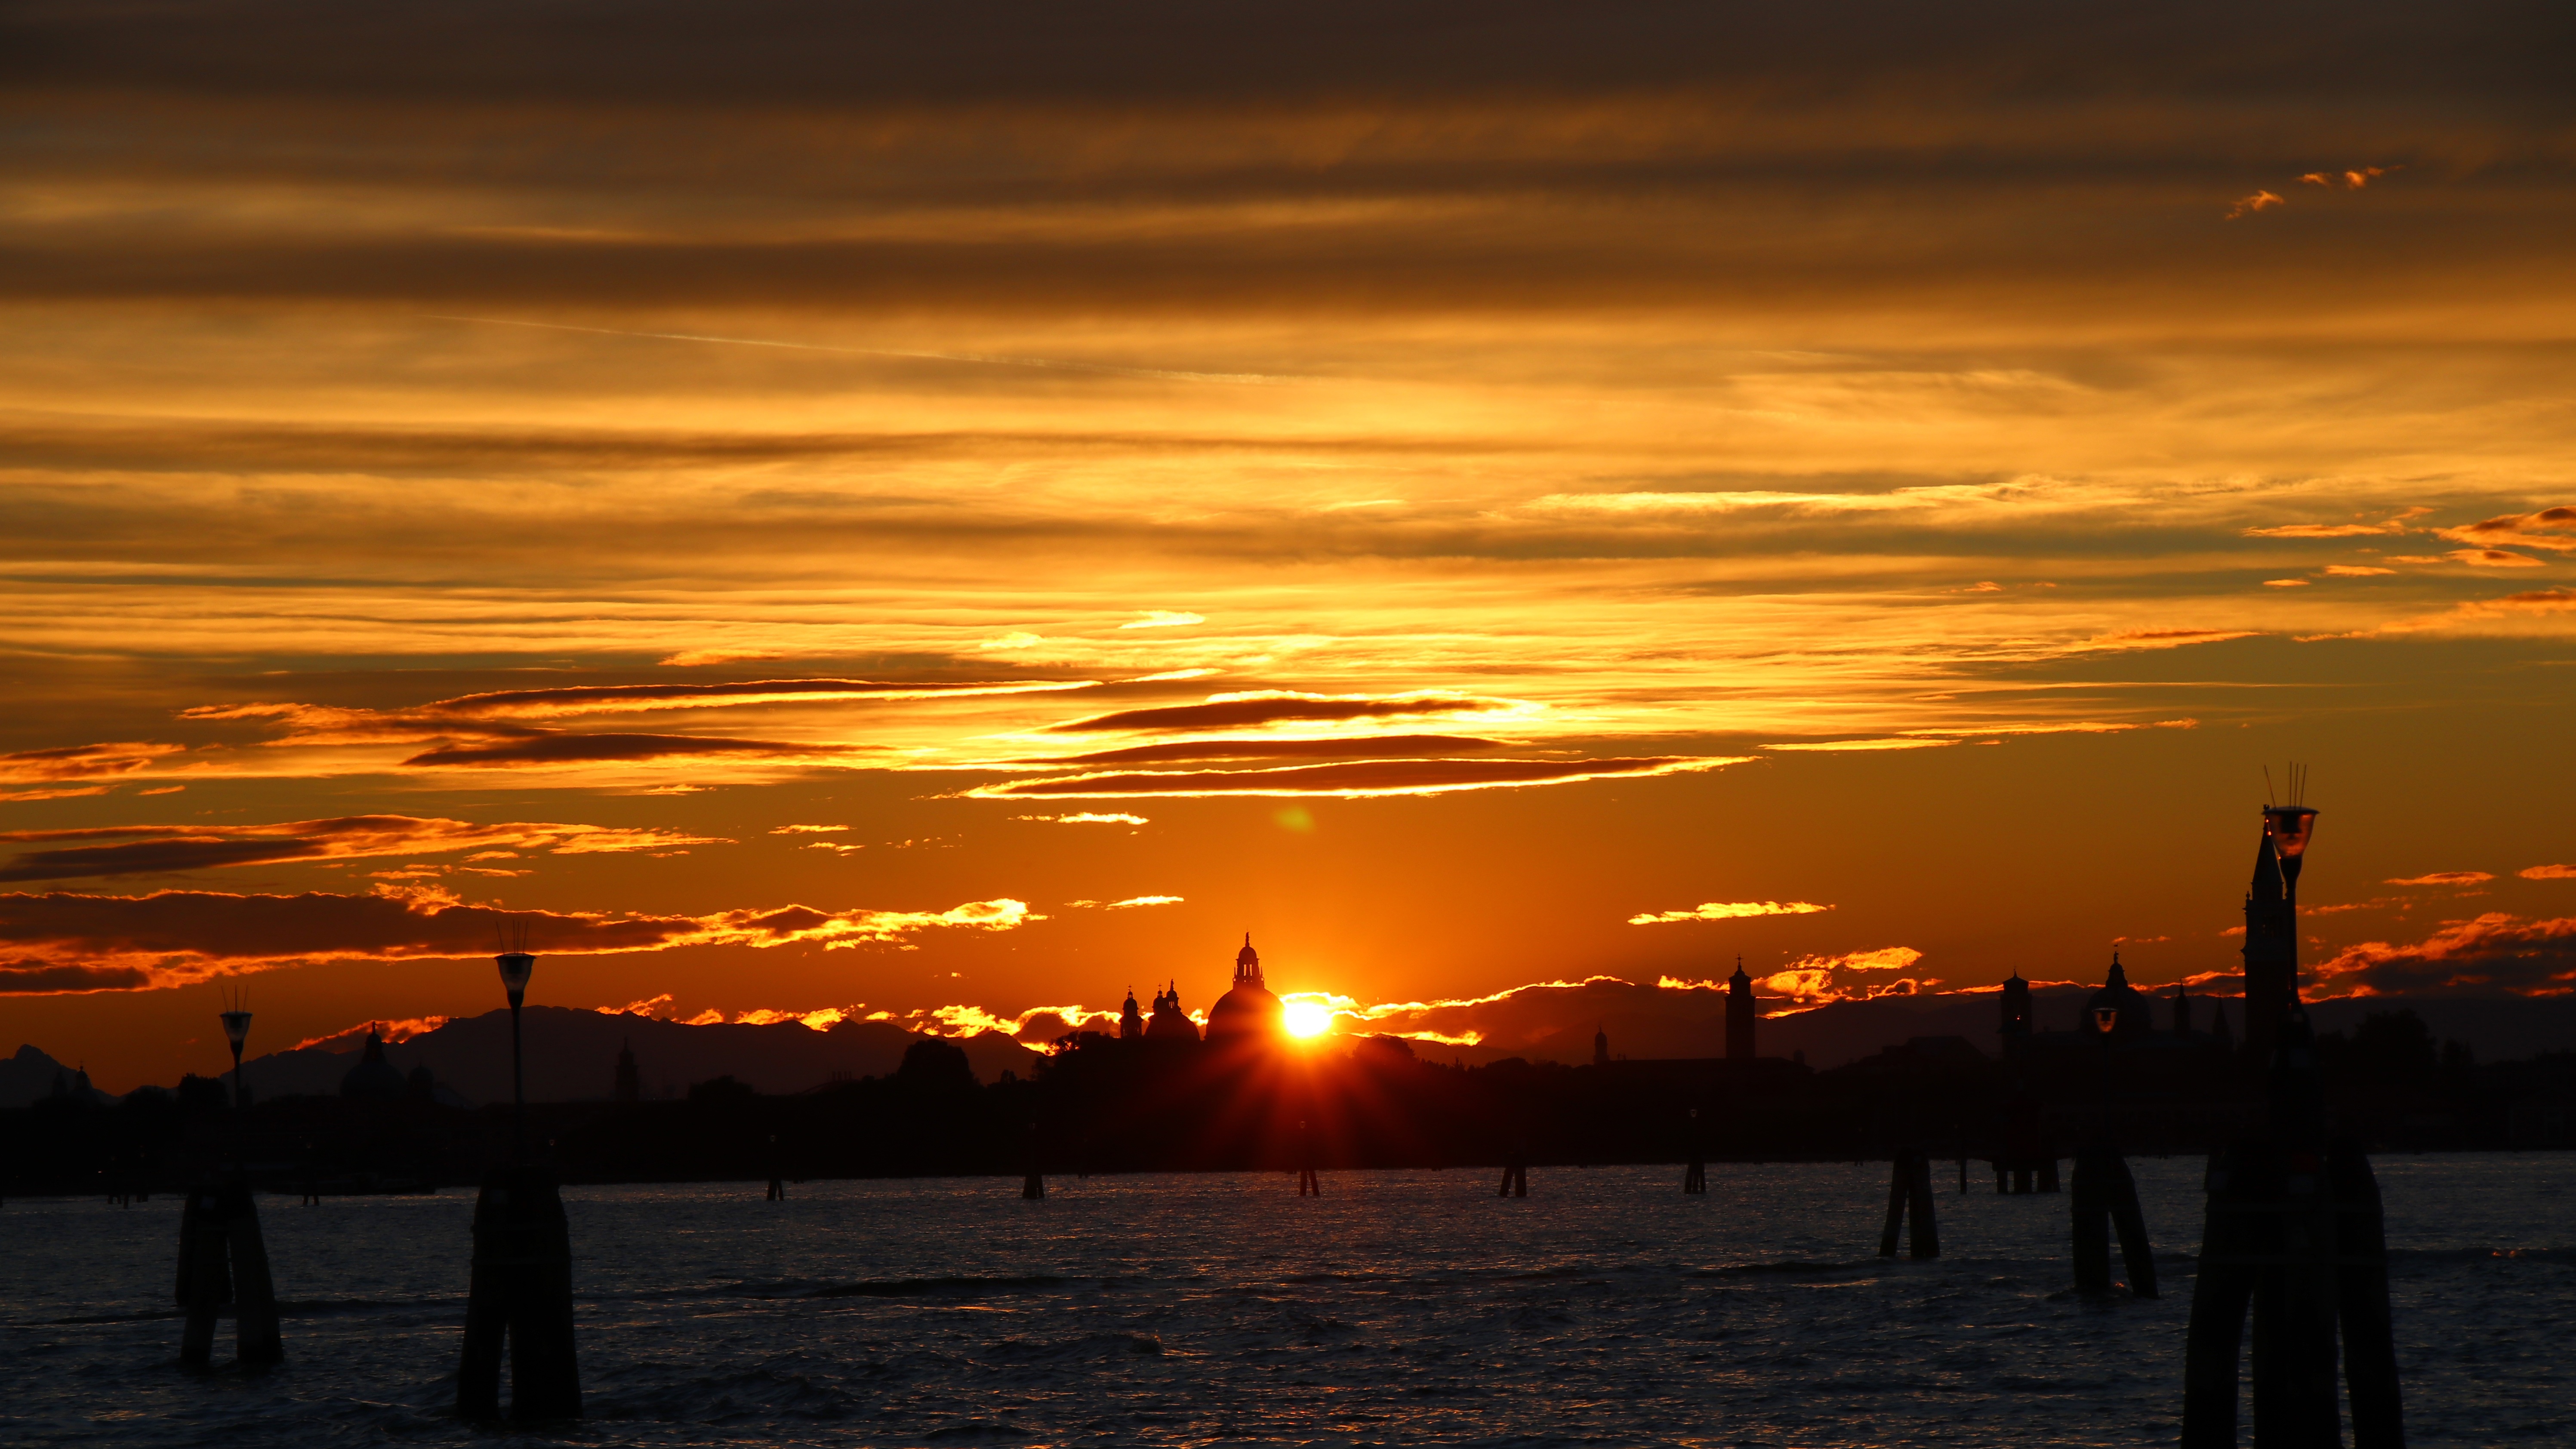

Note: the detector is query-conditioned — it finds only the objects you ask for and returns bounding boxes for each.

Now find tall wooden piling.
[2071,1145,2156,1297]
[457,1162,580,1421]
[1296,1119,1321,1196]
[1877,1150,1937,1259]
[1682,1108,1707,1194]
[176,1175,282,1368]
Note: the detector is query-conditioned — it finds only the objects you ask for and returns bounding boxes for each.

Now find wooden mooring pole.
[1876,1148,1938,1259]
[1020,1120,1046,1200]
[1682,1107,1707,1194]
[176,1175,282,1368]
[2071,1143,2157,1297]
[456,1162,581,1421]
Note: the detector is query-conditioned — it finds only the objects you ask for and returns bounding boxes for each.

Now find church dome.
[1206,933,1284,1044]
[2082,954,2152,1040]
[339,1027,408,1101]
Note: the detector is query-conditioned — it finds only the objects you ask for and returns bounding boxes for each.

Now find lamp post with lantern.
[2072,999,2157,1298]
[457,941,581,1421]
[496,950,535,1158]
[178,990,284,1367]
[220,999,253,1113]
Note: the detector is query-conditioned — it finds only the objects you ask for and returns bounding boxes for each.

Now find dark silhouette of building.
[407,1062,439,1104]
[1999,970,2034,1053]
[2172,984,2193,1039]
[1593,1025,1610,1067]
[1206,934,1284,1043]
[613,1039,641,1104]
[339,1027,407,1101]
[1147,980,1199,1042]
[2243,799,2318,1064]
[1726,957,1756,1062]
[2081,953,2153,1041]
[1119,988,1145,1039]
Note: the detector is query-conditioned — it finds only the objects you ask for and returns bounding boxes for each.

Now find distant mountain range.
[9,990,2571,1110]
[3,1008,1043,1109]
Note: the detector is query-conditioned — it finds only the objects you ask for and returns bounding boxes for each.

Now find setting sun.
[1282,1000,1335,1039]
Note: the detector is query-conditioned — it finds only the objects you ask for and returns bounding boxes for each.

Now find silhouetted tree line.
[5,1010,2569,1196]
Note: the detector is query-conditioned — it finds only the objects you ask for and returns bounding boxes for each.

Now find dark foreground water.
[6,1156,2571,1447]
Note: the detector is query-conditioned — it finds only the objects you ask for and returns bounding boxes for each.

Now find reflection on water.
[9,1155,2572,1446]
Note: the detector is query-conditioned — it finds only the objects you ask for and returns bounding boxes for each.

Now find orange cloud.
[2378,587,2576,635]
[2518,864,2576,881]
[1628,900,1833,925]
[657,649,787,667]
[1012,813,1148,825]
[291,1014,452,1050]
[2322,565,2397,577]
[2446,549,2543,569]
[0,742,188,786]
[0,888,1041,994]
[402,733,876,768]
[0,814,722,884]
[1041,690,1527,735]
[2223,190,2284,219]
[2437,506,2576,554]
[2308,912,2576,998]
[1044,734,1510,766]
[2386,871,2495,887]
[2077,629,2262,651]
[598,993,676,1017]
[966,754,1747,799]
[2302,166,2395,190]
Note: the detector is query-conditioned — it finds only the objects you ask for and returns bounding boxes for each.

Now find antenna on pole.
[2263,765,2276,807]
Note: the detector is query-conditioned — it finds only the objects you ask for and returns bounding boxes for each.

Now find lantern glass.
[496,951,536,1002]
[2264,806,2320,859]
[219,1010,252,1048]
[2092,1005,2119,1035]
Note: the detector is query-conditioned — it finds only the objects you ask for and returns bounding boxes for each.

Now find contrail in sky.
[423,315,1297,384]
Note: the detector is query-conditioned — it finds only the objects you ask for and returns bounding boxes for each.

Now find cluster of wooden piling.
[2071,1143,2157,1297]
[176,1175,281,1369]
[2181,1011,2403,1446]
[456,1162,582,1421]
[1877,1148,1939,1259]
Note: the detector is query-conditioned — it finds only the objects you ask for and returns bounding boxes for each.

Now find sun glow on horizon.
[1282,999,1335,1038]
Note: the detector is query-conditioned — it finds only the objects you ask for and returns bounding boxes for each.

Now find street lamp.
[2264,805,2321,890]
[496,951,535,1158]
[220,1005,253,1113]
[2092,1004,2119,1130]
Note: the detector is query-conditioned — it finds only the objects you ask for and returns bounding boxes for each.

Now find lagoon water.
[7,1156,2571,1446]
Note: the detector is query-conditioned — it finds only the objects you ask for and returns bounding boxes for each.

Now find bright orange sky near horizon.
[5,1,2573,1091]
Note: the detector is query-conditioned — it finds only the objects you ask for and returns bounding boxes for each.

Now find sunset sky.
[6,1,2573,1091]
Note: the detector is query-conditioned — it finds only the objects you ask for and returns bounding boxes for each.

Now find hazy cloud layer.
[1043,692,1526,736]
[0,814,719,883]
[968,755,1748,800]
[0,888,1041,994]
